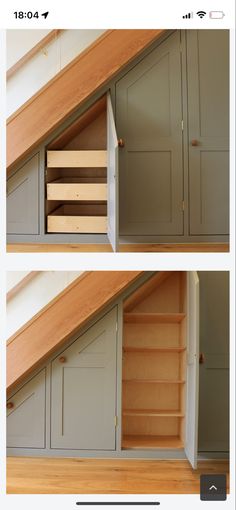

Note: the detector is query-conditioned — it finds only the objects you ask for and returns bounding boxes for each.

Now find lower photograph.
[6,270,229,494]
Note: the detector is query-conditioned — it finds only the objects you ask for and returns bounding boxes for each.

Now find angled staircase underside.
[7,29,164,172]
[7,271,143,393]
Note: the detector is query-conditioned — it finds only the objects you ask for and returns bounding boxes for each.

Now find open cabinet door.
[185,271,200,469]
[107,92,119,252]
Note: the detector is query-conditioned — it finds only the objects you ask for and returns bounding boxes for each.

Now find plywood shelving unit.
[122,271,187,450]
[46,96,108,233]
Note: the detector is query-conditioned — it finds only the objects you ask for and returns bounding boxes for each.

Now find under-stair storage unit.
[45,93,118,249]
[6,271,199,467]
[122,271,199,467]
[7,30,229,249]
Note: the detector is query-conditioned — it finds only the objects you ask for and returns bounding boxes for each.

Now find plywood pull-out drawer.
[47,150,107,168]
[47,204,107,233]
[47,181,107,201]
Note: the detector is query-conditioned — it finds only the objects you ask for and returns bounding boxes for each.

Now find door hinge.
[116,321,118,333]
[114,416,118,427]
[182,200,185,211]
[181,120,184,131]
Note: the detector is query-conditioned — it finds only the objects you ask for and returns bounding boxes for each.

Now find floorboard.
[7,243,229,253]
[7,457,229,494]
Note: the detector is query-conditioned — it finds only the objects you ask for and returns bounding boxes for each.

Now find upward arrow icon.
[209,485,217,491]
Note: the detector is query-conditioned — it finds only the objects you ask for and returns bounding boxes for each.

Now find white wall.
[7,271,83,339]
[7,29,106,116]
[6,29,51,69]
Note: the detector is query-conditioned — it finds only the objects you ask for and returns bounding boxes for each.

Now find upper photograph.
[6,29,229,253]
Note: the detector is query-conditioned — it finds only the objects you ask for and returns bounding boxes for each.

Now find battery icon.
[209,11,225,19]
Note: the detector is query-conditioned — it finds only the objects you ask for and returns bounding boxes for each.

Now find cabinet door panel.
[185,272,199,469]
[187,31,229,235]
[7,370,46,449]
[107,92,119,251]
[7,154,39,234]
[116,31,183,235]
[51,308,117,450]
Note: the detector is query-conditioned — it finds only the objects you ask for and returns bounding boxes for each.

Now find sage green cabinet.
[51,308,117,450]
[198,272,229,451]
[116,31,183,236]
[7,370,46,449]
[6,30,229,245]
[187,30,229,235]
[7,154,39,235]
[116,30,229,238]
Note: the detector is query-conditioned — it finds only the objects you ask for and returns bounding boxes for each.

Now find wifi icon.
[197,10,207,18]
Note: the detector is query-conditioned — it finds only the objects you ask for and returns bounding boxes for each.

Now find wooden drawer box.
[47,150,107,168]
[47,204,107,233]
[47,179,107,201]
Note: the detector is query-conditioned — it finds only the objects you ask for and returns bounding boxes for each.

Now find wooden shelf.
[123,409,184,417]
[123,379,185,384]
[122,435,184,450]
[124,313,186,324]
[123,347,186,353]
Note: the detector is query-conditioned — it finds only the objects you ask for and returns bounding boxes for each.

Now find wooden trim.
[7,272,41,302]
[7,271,143,393]
[7,29,164,171]
[7,30,63,80]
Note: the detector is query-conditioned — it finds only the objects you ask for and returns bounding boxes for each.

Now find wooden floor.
[7,243,229,253]
[7,457,229,494]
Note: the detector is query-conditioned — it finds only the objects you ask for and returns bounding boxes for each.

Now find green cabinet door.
[187,31,229,235]
[7,154,39,235]
[51,308,117,450]
[116,31,183,236]
[7,370,46,449]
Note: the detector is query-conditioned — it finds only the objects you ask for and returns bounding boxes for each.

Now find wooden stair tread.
[122,435,184,449]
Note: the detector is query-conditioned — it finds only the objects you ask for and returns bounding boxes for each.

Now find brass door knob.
[59,356,66,363]
[7,402,14,409]
[191,139,199,147]
[118,138,125,148]
[199,352,205,364]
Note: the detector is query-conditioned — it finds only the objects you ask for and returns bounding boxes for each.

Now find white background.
[0,0,235,508]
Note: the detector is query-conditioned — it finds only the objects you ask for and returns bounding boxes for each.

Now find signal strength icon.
[196,10,207,18]
[182,12,193,19]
